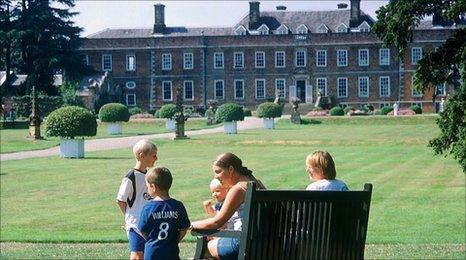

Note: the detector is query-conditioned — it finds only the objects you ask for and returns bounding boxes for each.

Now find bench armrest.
[191,228,241,238]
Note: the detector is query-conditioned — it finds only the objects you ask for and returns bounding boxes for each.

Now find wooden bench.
[191,182,373,260]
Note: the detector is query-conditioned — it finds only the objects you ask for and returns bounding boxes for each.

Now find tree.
[373,0,466,172]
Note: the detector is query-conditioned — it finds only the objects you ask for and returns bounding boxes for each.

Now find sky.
[71,0,389,37]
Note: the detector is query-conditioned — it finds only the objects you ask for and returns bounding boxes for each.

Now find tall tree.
[18,0,84,95]
[373,0,466,172]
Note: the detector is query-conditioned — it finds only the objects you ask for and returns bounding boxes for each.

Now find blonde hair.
[306,151,336,179]
[210,178,222,190]
[133,139,157,159]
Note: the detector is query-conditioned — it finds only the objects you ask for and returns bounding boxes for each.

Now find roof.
[76,73,108,96]
[0,71,63,87]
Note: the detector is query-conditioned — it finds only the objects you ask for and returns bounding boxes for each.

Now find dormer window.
[234,25,247,36]
[257,24,269,35]
[296,24,309,34]
[337,23,348,33]
[316,24,329,34]
[358,21,371,32]
[277,24,289,35]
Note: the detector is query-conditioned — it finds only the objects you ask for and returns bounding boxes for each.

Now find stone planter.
[60,138,84,158]
[223,121,237,134]
[107,122,122,135]
[263,118,275,129]
[165,119,176,131]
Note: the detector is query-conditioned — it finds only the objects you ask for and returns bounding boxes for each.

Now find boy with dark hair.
[139,167,190,260]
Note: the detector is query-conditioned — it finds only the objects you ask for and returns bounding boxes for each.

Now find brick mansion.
[79,0,459,112]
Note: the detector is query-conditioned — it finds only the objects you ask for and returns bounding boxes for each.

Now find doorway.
[296,80,306,102]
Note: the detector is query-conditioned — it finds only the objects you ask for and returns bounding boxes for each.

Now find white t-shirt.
[116,169,152,236]
[306,179,349,191]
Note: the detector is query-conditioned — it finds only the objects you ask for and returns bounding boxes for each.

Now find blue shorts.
[217,237,239,260]
[128,228,145,252]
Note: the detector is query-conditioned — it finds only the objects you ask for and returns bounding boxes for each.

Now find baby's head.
[306,150,336,180]
[133,139,158,168]
[209,178,228,202]
[145,167,172,198]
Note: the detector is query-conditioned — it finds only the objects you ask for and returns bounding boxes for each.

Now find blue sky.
[71,1,389,37]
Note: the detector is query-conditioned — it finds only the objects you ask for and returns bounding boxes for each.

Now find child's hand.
[203,199,212,207]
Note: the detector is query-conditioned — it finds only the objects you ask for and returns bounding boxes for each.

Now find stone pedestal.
[290,111,301,124]
[107,122,122,135]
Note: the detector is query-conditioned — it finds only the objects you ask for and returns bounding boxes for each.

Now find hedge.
[330,107,345,116]
[243,108,252,117]
[45,106,97,139]
[98,103,130,122]
[256,102,282,118]
[215,103,244,122]
[381,106,394,115]
[158,104,177,119]
[12,95,63,118]
[409,105,422,114]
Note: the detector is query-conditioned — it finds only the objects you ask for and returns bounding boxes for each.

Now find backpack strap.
[125,170,137,208]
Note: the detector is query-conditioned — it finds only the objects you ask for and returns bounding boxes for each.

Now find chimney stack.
[153,4,166,34]
[349,0,360,27]
[249,1,260,30]
[276,5,286,11]
[337,3,348,9]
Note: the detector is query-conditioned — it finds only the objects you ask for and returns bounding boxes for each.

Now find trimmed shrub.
[45,106,97,139]
[128,107,143,115]
[380,106,394,115]
[98,103,130,122]
[215,103,244,122]
[344,106,355,115]
[330,106,344,116]
[256,102,283,118]
[154,109,161,118]
[409,105,422,114]
[158,104,177,119]
[243,108,252,117]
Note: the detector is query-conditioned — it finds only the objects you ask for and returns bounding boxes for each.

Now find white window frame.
[234,79,245,100]
[379,48,390,66]
[358,49,369,66]
[255,51,265,68]
[234,52,244,69]
[257,24,269,35]
[316,77,327,97]
[125,81,136,89]
[183,53,194,70]
[275,51,285,68]
[379,76,390,97]
[162,81,173,101]
[295,50,306,67]
[234,25,247,36]
[358,21,371,32]
[126,94,136,106]
[83,55,89,65]
[214,80,225,100]
[316,50,327,67]
[277,24,289,35]
[337,23,348,33]
[436,82,446,96]
[296,24,308,34]
[162,53,172,70]
[126,54,136,71]
[337,50,348,67]
[358,77,369,97]
[214,52,224,69]
[102,54,112,71]
[316,23,329,34]
[275,78,286,98]
[337,77,348,98]
[255,79,266,99]
[411,47,422,65]
[183,80,194,101]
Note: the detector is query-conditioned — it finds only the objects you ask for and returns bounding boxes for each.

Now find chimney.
[249,1,260,30]
[350,0,360,27]
[337,3,348,9]
[153,4,166,34]
[276,5,286,11]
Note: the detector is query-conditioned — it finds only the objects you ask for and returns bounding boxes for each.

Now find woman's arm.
[192,184,246,229]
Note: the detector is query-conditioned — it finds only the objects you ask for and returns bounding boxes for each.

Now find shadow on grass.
[83,157,133,160]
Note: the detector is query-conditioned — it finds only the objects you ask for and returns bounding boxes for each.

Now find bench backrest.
[239,182,373,260]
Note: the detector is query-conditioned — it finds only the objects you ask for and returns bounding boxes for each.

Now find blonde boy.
[116,139,158,260]
[305,150,348,191]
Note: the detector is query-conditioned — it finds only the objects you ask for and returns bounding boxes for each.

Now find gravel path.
[1,117,264,161]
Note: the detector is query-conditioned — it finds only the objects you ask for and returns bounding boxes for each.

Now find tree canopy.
[373,0,466,172]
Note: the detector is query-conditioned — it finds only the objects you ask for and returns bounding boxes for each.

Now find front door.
[296,80,306,102]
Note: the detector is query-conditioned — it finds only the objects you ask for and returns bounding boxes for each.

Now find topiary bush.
[381,106,394,115]
[256,102,283,118]
[330,106,344,116]
[215,103,244,122]
[409,105,422,114]
[129,107,143,115]
[344,106,355,115]
[243,108,252,117]
[98,103,130,122]
[158,104,177,119]
[45,106,97,139]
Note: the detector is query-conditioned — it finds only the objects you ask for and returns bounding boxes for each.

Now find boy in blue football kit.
[139,167,190,260]
[116,139,158,260]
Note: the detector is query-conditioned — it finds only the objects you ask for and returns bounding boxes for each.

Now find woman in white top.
[191,152,265,259]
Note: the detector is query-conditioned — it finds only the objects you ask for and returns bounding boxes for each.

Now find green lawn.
[0,118,219,154]
[0,116,464,259]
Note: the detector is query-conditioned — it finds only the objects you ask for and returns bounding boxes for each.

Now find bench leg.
[193,236,207,260]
